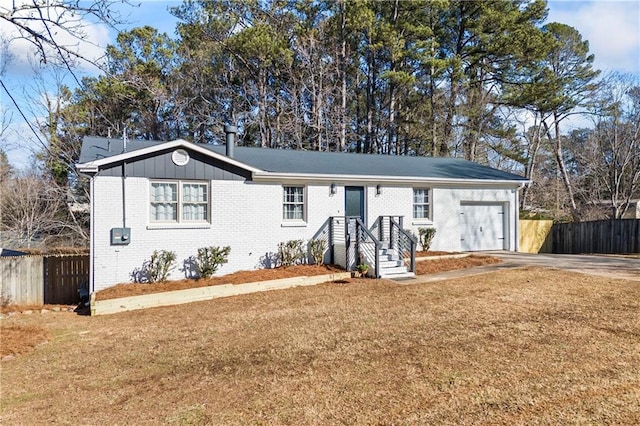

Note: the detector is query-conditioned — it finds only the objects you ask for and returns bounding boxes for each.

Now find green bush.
[195,246,231,278]
[418,227,437,252]
[356,263,369,274]
[308,239,327,265]
[144,250,177,282]
[278,239,305,267]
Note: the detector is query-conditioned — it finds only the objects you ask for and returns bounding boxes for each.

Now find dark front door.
[345,186,365,222]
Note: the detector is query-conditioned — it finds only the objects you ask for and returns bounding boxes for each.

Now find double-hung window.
[413,188,430,220]
[150,181,209,223]
[283,186,305,221]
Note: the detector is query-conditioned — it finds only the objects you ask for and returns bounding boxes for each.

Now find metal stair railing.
[371,215,405,249]
[388,216,417,273]
[346,217,382,278]
[311,217,333,265]
[315,216,392,277]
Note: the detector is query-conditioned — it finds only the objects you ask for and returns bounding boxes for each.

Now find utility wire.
[0,78,50,153]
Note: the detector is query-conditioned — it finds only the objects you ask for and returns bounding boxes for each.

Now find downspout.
[90,174,96,294]
[122,129,128,230]
[514,183,525,252]
[121,162,127,230]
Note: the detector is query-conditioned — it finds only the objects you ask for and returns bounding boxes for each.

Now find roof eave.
[251,171,527,185]
[76,163,99,174]
[76,139,263,174]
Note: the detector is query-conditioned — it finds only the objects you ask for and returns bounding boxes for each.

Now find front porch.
[314,215,417,279]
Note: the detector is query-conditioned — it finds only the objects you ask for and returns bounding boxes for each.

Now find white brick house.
[77,135,528,293]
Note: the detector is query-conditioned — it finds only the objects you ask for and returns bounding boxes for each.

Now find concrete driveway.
[486,251,640,281]
[400,251,640,284]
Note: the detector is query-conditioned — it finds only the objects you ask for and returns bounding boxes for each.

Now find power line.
[0,78,49,153]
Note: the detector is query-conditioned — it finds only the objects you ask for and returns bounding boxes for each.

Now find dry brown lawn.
[1,266,639,424]
[0,325,50,357]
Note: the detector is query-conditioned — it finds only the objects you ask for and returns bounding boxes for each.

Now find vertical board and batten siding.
[97,149,250,180]
[0,256,44,305]
[0,255,89,305]
[552,219,640,254]
[44,255,90,305]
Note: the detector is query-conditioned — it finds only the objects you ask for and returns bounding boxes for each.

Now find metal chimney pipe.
[224,124,237,158]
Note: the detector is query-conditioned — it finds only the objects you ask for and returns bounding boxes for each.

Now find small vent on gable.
[172,149,190,166]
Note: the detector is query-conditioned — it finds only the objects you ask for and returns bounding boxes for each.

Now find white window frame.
[413,188,431,221]
[150,180,210,224]
[282,185,306,222]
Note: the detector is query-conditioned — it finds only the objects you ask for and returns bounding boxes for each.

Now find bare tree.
[1,0,132,152]
[1,170,71,248]
[0,1,130,76]
[577,73,640,218]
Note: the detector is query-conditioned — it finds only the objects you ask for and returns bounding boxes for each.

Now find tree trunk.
[544,115,580,221]
[520,115,542,210]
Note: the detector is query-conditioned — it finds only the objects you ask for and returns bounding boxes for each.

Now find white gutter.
[252,171,528,186]
[77,163,99,174]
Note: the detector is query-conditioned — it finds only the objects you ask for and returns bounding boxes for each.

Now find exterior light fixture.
[376,184,382,195]
[330,183,337,195]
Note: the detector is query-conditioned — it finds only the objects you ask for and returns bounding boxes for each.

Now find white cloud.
[0,0,113,171]
[0,0,111,76]
[548,0,640,75]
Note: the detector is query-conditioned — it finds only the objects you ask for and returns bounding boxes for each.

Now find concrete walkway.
[394,251,640,284]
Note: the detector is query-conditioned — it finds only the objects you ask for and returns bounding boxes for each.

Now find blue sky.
[1,0,639,170]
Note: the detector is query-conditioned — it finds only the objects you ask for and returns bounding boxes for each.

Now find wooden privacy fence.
[44,255,89,305]
[0,255,89,305]
[519,220,553,253]
[552,219,640,254]
[1,256,44,305]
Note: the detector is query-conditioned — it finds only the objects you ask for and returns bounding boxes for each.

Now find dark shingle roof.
[78,137,157,163]
[79,136,526,182]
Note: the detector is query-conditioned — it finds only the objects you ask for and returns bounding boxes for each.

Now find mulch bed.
[96,264,345,301]
[416,254,500,274]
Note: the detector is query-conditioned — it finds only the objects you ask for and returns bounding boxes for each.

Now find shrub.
[308,239,327,265]
[278,239,305,267]
[144,250,177,283]
[356,263,369,274]
[195,246,231,278]
[418,227,437,252]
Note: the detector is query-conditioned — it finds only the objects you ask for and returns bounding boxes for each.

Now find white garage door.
[460,203,506,251]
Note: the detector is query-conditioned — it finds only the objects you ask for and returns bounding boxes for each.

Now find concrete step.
[379,259,403,268]
[379,248,399,257]
[380,270,415,279]
[378,266,410,275]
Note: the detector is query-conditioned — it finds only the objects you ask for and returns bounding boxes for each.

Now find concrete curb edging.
[91,272,352,316]
[415,253,470,261]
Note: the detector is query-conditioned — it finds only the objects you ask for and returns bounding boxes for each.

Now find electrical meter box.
[110,227,131,245]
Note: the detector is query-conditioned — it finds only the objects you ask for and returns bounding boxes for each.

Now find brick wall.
[91,178,519,291]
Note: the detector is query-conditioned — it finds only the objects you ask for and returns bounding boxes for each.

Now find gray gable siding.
[97,148,250,181]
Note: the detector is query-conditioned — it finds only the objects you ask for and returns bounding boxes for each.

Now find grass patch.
[1,268,639,424]
[0,325,50,357]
